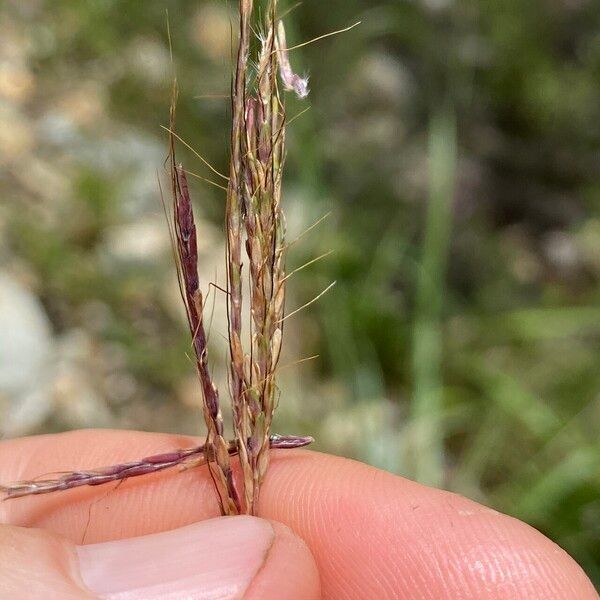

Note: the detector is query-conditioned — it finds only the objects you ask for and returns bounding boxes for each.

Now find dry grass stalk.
[1,0,312,511]
[169,90,240,514]
[0,435,313,500]
[225,0,252,515]
[225,0,310,514]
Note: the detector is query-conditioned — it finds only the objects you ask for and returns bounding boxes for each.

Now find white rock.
[102,216,171,263]
[0,273,54,435]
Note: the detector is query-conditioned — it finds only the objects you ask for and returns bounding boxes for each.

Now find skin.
[0,429,597,599]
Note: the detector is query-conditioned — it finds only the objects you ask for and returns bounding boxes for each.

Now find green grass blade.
[411,107,457,487]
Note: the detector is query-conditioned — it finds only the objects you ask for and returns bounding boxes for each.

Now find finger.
[0,525,94,599]
[244,520,320,600]
[1,430,597,600]
[77,517,319,600]
[0,517,319,600]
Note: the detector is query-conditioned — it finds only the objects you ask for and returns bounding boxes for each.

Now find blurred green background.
[1,0,599,584]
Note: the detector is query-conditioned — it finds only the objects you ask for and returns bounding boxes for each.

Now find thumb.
[0,524,94,599]
[1,517,320,600]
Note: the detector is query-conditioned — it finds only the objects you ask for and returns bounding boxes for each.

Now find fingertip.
[244,521,321,600]
[246,520,320,600]
[0,525,93,599]
[261,451,599,599]
[437,506,600,600]
[75,516,320,600]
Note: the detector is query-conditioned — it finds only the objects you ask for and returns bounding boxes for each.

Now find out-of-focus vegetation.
[1,0,599,584]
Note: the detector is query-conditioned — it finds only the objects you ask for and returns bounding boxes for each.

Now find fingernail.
[76,516,274,599]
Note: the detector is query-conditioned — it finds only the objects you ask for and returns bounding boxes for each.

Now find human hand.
[0,430,597,599]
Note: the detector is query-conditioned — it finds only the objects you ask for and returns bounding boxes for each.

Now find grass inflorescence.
[1,0,312,514]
